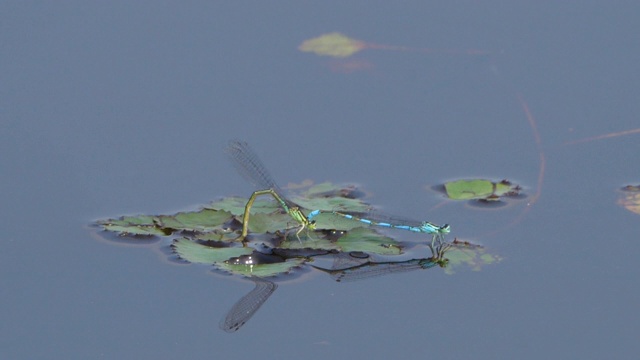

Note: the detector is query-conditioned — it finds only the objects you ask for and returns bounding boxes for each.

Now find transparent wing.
[226,140,296,207]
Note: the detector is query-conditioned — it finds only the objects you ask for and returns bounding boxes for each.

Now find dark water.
[2,2,639,359]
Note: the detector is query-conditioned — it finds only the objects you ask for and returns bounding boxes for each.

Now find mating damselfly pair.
[226,140,450,250]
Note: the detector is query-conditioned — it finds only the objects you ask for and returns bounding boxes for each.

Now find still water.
[2,2,639,359]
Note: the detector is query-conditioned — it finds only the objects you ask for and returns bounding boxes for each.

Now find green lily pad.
[276,234,342,251]
[97,209,234,236]
[307,211,376,231]
[97,215,167,236]
[194,230,241,243]
[242,211,303,234]
[293,196,371,215]
[298,182,360,197]
[443,179,521,201]
[155,209,233,232]
[172,238,252,265]
[272,227,401,255]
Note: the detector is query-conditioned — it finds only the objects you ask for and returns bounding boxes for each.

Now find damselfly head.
[440,224,451,234]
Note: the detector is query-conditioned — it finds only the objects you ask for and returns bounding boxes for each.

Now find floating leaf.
[293,196,371,216]
[97,215,167,236]
[276,234,341,251]
[306,211,374,231]
[155,209,233,232]
[298,32,365,58]
[617,185,640,215]
[172,238,252,265]
[208,196,280,216]
[442,242,502,275]
[193,229,240,243]
[245,211,320,235]
[443,179,522,201]
[298,182,366,199]
[97,209,233,236]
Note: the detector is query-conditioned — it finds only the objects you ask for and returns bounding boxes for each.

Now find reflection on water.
[219,239,457,333]
[220,277,278,333]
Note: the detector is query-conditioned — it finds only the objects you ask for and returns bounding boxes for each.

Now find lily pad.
[617,184,640,215]
[155,209,233,232]
[208,196,280,216]
[275,235,341,251]
[336,227,402,255]
[171,238,252,265]
[442,241,502,275]
[299,182,365,199]
[97,215,167,236]
[307,211,377,231]
[193,229,242,243]
[443,179,522,201]
[97,209,234,236]
[241,212,305,234]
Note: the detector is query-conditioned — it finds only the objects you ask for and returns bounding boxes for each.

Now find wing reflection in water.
[312,251,443,282]
[219,240,470,332]
[219,276,277,333]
